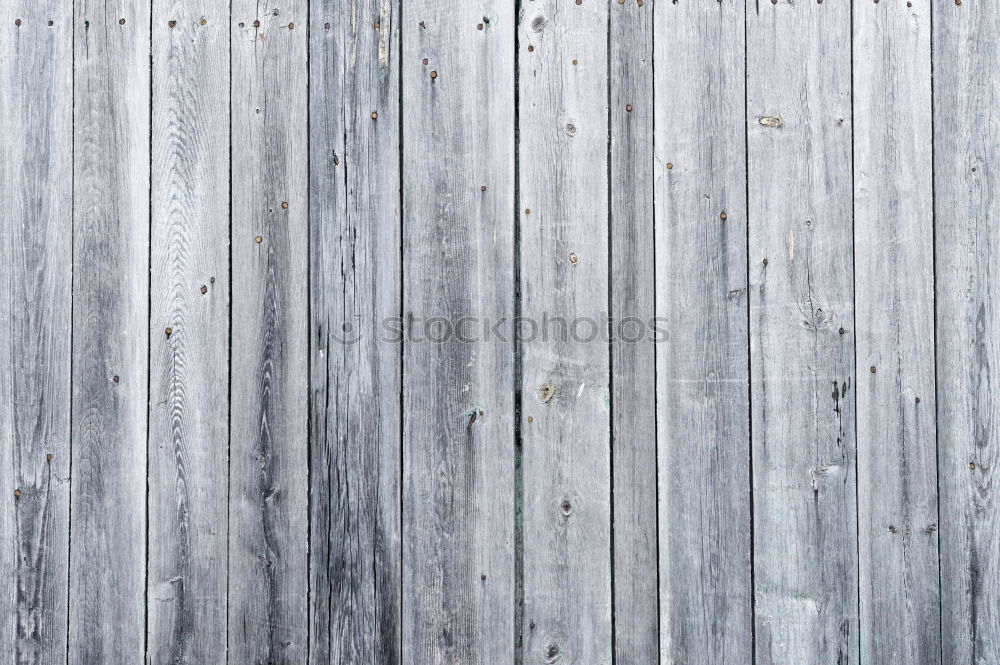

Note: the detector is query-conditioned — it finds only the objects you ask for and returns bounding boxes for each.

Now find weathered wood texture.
[610,2,657,665]
[68,2,151,664]
[9,4,1000,664]
[401,2,516,665]
[229,2,309,663]
[747,3,858,664]
[309,1,402,664]
[1,3,73,664]
[654,2,751,663]
[518,2,612,665]
[148,4,230,664]
[853,2,940,664]
[935,3,1000,662]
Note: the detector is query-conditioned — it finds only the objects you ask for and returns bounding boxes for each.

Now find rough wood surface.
[518,2,612,664]
[309,1,402,664]
[0,3,73,664]
[853,2,940,664]
[746,3,858,664]
[654,2,751,663]
[68,2,151,664]
[401,2,516,665]
[148,4,230,664]
[934,3,1000,662]
[609,2,657,665]
[229,2,309,663]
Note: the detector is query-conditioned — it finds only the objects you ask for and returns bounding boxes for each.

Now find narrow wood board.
[229,2,309,662]
[69,1,151,663]
[0,3,73,663]
[308,1,402,663]
[518,1,612,664]
[934,2,1000,662]
[610,1,658,664]
[853,2,940,663]
[401,1,516,664]
[148,4,230,663]
[747,2,858,663]
[654,1,751,662]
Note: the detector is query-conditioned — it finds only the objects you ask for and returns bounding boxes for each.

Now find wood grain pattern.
[746,3,858,664]
[69,2,151,664]
[0,3,73,664]
[401,2,516,665]
[654,2,751,663]
[518,2,612,664]
[609,2,657,665]
[934,3,1000,662]
[308,1,401,664]
[148,3,230,664]
[229,2,309,663]
[853,2,940,664]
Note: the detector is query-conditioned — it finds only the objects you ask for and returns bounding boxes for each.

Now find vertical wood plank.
[934,2,1000,662]
[518,1,611,664]
[746,3,858,664]
[69,1,151,664]
[0,3,73,664]
[148,4,230,664]
[308,1,402,664]
[654,2,751,663]
[229,2,309,663]
[853,2,939,664]
[401,1,516,664]
[609,1,657,664]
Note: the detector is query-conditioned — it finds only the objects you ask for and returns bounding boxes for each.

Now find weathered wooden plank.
[518,1,611,664]
[229,2,309,663]
[0,3,73,664]
[934,3,1000,662]
[401,2,515,664]
[653,2,751,663]
[148,5,230,664]
[853,2,939,664]
[609,1,657,664]
[69,2,151,664]
[746,3,858,664]
[308,2,401,664]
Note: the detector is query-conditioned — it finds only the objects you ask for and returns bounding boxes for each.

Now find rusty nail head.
[969,462,976,470]
[430,71,438,79]
[119,18,126,24]
[870,366,876,374]
[839,327,845,335]
[478,23,484,29]
[288,22,295,29]
[200,285,208,294]
[371,111,378,120]
[524,208,531,215]
[481,185,487,191]
[14,489,21,498]
[253,19,260,27]
[200,18,207,25]
[47,453,54,461]
[666,163,673,169]
[720,212,728,220]
[569,253,578,264]
[527,416,534,423]
[168,20,176,27]
[255,235,263,244]
[113,375,120,382]
[527,45,534,52]
[281,201,289,209]
[762,258,768,265]
[626,104,633,112]
[165,327,173,336]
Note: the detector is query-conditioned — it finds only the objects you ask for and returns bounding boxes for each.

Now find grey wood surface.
[518,1,612,664]
[6,3,1000,664]
[746,3,858,664]
[609,3,657,665]
[68,2,151,664]
[401,2,516,664]
[935,3,1000,662]
[309,1,401,664]
[229,2,309,663]
[1,3,73,664]
[853,2,940,664]
[654,2,751,663]
[148,3,230,664]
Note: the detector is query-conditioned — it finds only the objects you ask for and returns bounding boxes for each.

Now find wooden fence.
[1,1,997,664]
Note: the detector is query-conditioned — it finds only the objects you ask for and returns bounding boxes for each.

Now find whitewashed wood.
[148,4,230,663]
[229,2,309,663]
[853,2,939,664]
[69,2,151,664]
[747,3,858,664]
[518,1,611,664]
[610,2,657,664]
[654,2,751,663]
[0,3,73,664]
[934,3,1000,662]
[309,1,401,664]
[401,2,516,664]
